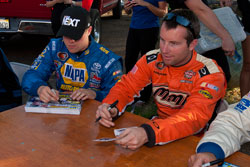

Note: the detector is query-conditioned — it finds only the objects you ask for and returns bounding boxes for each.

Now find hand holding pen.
[188,152,223,167]
[95,100,119,127]
[37,86,59,103]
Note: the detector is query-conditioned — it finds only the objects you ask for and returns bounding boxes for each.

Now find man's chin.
[68,49,78,54]
[163,60,172,66]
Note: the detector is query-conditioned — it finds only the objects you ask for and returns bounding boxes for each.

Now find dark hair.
[162,9,200,45]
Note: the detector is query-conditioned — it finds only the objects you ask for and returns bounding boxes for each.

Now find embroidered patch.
[84,49,89,55]
[200,82,219,91]
[90,72,101,83]
[198,90,213,99]
[105,58,115,69]
[146,54,157,64]
[57,52,68,61]
[156,62,165,70]
[199,66,210,78]
[91,62,101,73]
[131,65,138,74]
[180,80,193,84]
[184,70,196,79]
[234,98,250,113]
[153,85,189,108]
[153,71,167,76]
[54,60,61,68]
[113,70,122,76]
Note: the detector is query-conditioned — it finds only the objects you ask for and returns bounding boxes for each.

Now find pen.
[51,89,56,95]
[95,100,119,123]
[202,159,224,167]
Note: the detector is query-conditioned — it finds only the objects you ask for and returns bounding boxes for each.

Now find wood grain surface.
[0,100,249,167]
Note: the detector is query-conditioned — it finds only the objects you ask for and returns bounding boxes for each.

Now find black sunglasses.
[163,13,199,39]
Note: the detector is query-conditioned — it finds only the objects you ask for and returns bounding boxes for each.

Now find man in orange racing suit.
[96,9,227,150]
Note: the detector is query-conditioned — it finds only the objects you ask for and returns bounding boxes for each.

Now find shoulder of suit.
[195,53,223,78]
[145,49,160,64]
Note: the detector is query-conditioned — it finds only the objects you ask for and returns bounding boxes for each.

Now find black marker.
[95,100,119,123]
[202,159,224,167]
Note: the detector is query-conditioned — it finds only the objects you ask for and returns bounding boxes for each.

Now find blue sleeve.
[95,58,123,102]
[22,42,55,96]
[197,142,226,160]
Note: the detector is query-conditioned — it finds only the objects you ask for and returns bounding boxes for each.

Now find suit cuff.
[197,142,225,159]
[140,124,156,147]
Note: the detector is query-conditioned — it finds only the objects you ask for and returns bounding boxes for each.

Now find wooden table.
[0,100,249,167]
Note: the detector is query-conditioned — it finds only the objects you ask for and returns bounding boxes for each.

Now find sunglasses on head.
[163,13,199,39]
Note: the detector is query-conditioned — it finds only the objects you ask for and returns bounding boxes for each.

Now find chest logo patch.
[184,70,196,79]
[153,85,189,108]
[61,58,88,87]
[57,52,68,61]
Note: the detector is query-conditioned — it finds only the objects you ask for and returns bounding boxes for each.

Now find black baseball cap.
[56,6,91,40]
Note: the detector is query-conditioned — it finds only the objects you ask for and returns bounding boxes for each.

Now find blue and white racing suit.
[22,37,123,102]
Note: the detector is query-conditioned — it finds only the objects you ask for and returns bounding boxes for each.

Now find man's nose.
[162,43,170,53]
[69,38,76,43]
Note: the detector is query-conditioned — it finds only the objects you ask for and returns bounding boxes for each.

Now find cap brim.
[56,25,84,41]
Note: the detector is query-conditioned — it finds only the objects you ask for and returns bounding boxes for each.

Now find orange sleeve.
[103,55,153,114]
[144,72,227,146]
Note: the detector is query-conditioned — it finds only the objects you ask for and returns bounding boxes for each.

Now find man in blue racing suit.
[22,6,123,103]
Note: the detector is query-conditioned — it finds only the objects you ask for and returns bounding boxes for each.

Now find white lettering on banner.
[62,16,80,27]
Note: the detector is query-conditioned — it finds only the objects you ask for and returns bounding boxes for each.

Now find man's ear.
[87,26,92,36]
[189,39,198,51]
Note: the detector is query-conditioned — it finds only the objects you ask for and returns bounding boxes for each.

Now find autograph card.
[114,128,126,137]
[93,137,117,142]
[93,128,127,142]
[220,162,239,167]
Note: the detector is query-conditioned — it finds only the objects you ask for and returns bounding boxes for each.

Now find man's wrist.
[112,106,120,121]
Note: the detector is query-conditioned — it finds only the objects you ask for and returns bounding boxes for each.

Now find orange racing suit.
[103,49,227,147]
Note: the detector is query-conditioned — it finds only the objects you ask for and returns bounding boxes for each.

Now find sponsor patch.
[146,54,157,64]
[198,90,213,99]
[61,58,88,87]
[199,66,210,78]
[40,47,48,56]
[62,15,81,27]
[52,41,56,51]
[184,70,196,79]
[180,80,193,84]
[200,82,219,91]
[153,71,167,76]
[131,65,138,74]
[90,82,101,89]
[84,49,89,55]
[60,84,79,92]
[105,58,115,69]
[57,52,68,61]
[90,72,101,83]
[156,62,165,70]
[234,98,250,113]
[113,70,121,76]
[54,60,61,68]
[99,47,109,54]
[91,62,101,73]
[153,85,189,108]
[31,59,42,70]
